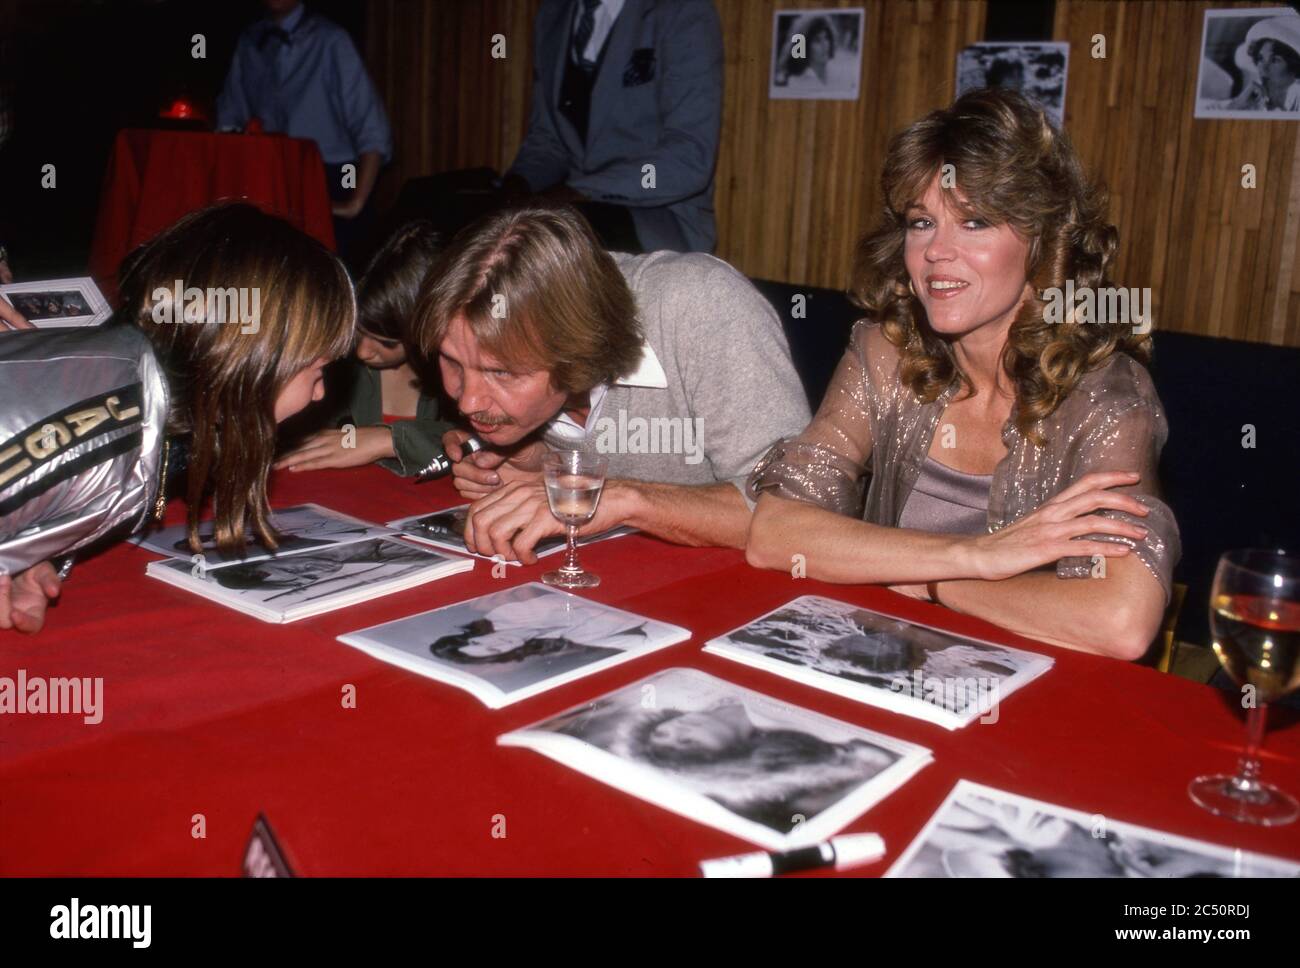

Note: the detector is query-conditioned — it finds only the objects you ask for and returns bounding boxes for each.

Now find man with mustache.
[414,203,810,563]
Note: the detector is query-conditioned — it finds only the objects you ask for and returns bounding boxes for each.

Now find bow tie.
[258,25,294,51]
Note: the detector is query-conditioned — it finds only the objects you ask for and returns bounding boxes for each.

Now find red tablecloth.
[2,466,1298,876]
[89,129,337,303]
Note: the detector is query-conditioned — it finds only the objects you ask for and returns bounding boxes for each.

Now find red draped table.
[89,128,337,303]
[2,466,1298,876]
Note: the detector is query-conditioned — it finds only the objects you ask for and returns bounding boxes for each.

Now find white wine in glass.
[1189,549,1300,826]
[541,450,608,589]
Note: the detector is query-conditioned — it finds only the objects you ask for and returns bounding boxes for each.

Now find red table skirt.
[89,128,337,304]
[2,466,1298,875]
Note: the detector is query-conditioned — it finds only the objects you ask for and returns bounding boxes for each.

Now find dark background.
[0,0,368,277]
[0,0,1064,280]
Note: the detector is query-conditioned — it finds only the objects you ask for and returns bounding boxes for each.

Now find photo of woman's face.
[810,29,831,65]
[648,711,741,760]
[1255,41,1297,83]
[903,176,1031,340]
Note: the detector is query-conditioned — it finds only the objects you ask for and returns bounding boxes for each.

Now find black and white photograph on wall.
[338,582,690,707]
[955,42,1069,127]
[887,781,1300,878]
[770,7,864,100]
[1195,8,1300,119]
[0,276,111,327]
[500,667,932,850]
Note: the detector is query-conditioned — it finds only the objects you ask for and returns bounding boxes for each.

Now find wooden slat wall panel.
[366,0,541,195]
[1055,0,1300,346]
[364,0,1300,346]
[713,0,986,291]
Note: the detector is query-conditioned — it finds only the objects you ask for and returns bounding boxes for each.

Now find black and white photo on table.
[704,595,1053,729]
[389,504,634,564]
[888,780,1300,878]
[146,536,472,623]
[500,667,932,850]
[135,502,392,566]
[338,582,690,707]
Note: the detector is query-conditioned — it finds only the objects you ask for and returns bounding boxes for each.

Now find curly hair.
[849,88,1151,441]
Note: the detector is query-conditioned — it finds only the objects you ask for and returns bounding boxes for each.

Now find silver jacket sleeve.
[0,325,169,576]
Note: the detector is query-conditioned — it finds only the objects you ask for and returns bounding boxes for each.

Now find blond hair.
[415,204,642,393]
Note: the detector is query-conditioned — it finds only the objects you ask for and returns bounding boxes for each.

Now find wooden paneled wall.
[364,0,1300,347]
[1055,0,1300,346]
[715,0,985,288]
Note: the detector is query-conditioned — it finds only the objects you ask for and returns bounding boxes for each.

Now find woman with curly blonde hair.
[746,89,1180,660]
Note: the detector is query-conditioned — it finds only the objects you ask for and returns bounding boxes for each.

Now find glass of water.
[541,450,609,589]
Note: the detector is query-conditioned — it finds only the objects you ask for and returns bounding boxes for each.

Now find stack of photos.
[146,538,474,624]
[0,277,112,327]
[141,504,473,622]
[389,503,635,564]
[136,503,395,566]
[337,582,690,708]
[499,667,933,850]
[703,596,1053,730]
[887,781,1300,878]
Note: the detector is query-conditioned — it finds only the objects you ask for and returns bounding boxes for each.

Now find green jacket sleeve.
[330,361,453,477]
[382,395,454,476]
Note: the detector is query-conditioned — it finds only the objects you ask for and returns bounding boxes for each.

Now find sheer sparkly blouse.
[747,321,1181,601]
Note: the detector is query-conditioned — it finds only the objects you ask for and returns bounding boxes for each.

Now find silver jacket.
[0,325,169,576]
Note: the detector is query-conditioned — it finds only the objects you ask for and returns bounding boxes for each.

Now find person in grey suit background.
[501,0,723,253]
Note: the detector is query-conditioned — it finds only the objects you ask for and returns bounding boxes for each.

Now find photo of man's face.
[460,628,530,658]
[436,314,569,447]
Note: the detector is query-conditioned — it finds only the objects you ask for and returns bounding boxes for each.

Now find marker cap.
[832,833,886,870]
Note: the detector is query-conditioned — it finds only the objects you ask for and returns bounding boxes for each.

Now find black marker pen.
[415,434,485,483]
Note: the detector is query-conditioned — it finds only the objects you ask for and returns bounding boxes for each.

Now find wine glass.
[1189,549,1300,826]
[541,450,608,589]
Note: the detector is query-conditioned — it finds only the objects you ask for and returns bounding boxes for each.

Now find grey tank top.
[896,456,993,535]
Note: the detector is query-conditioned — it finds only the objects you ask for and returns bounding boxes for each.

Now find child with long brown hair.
[275,220,454,477]
[0,202,356,632]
